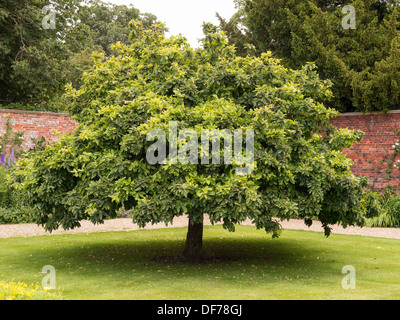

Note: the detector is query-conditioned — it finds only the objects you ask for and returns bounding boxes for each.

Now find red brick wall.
[331,111,400,190]
[0,109,78,152]
[2,108,400,190]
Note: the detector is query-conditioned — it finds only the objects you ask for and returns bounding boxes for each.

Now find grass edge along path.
[1,217,400,240]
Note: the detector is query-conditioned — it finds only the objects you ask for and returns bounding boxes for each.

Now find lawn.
[0,225,399,300]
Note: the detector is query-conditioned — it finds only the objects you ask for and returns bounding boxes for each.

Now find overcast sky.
[106,0,238,48]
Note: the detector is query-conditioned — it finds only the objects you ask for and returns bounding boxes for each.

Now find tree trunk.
[183,217,203,261]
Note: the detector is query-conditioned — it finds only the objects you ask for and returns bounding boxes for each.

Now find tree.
[63,0,161,90]
[219,0,400,112]
[0,0,160,111]
[76,0,159,56]
[13,22,380,261]
[0,0,84,108]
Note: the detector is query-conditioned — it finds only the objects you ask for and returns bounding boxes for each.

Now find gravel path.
[1,216,400,240]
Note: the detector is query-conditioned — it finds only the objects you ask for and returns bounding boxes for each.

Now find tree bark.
[183,217,203,261]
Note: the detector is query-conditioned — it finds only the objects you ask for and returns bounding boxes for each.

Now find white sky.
[106,0,238,48]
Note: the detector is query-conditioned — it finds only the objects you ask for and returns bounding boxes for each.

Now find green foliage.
[0,167,10,206]
[0,206,34,225]
[0,120,34,224]
[0,167,34,224]
[13,22,379,237]
[0,0,160,112]
[76,0,159,56]
[0,122,47,224]
[366,188,400,228]
[0,0,82,109]
[220,0,400,112]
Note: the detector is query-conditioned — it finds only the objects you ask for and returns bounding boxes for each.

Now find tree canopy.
[219,0,400,112]
[13,22,380,260]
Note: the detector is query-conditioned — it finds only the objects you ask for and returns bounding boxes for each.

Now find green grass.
[1,225,400,300]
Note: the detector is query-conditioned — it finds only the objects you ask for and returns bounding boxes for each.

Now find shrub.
[366,191,400,228]
[0,207,34,225]
[0,120,45,225]
[0,167,34,224]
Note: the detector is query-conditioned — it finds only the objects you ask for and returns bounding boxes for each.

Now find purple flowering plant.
[0,149,16,169]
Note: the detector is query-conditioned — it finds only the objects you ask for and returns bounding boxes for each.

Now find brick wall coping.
[3,108,400,118]
[335,110,400,116]
[0,108,71,118]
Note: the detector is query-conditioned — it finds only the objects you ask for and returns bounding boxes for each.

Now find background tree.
[0,0,84,108]
[0,0,160,111]
[76,0,159,56]
[219,0,400,112]
[13,22,380,261]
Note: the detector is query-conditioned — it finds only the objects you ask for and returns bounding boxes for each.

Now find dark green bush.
[0,207,34,225]
[0,167,34,225]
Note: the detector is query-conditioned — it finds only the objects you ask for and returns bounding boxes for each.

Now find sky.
[106,0,238,48]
